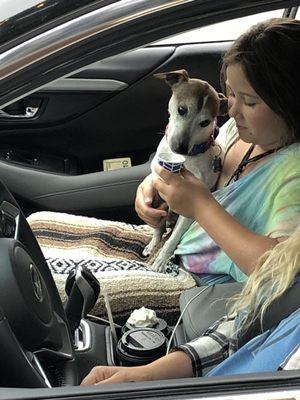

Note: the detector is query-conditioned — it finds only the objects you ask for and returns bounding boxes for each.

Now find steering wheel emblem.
[30,263,44,302]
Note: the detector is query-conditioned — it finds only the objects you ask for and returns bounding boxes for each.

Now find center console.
[73,315,179,382]
[63,265,183,382]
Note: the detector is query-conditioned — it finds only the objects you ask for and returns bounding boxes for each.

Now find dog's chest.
[185,150,219,189]
[152,136,220,189]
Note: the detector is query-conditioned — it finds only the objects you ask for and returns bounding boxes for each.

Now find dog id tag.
[212,156,222,173]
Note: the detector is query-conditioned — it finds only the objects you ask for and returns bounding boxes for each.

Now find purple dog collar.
[188,125,220,156]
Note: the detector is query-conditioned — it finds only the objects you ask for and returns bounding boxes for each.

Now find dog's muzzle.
[166,122,220,156]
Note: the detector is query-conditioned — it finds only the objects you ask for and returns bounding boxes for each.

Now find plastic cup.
[157,152,185,173]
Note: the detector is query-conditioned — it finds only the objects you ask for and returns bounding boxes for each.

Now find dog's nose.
[172,141,189,155]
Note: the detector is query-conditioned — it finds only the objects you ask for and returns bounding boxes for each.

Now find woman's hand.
[135,174,168,228]
[81,365,148,385]
[152,165,213,220]
[81,352,193,385]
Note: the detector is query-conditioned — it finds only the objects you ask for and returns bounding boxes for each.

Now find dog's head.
[154,69,228,155]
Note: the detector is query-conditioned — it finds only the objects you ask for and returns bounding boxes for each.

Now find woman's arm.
[81,315,235,385]
[152,165,279,276]
[81,350,193,385]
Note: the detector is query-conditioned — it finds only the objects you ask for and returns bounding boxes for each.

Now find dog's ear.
[154,69,189,87]
[218,92,228,116]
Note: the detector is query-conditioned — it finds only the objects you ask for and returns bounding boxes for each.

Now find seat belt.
[237,282,300,349]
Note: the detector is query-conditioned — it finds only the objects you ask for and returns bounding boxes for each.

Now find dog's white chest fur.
[151,135,219,189]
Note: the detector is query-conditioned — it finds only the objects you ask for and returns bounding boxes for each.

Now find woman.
[136,17,300,284]
[81,228,300,384]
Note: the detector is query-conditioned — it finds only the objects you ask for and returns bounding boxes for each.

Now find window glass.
[0,0,99,47]
[0,0,43,21]
[156,9,284,44]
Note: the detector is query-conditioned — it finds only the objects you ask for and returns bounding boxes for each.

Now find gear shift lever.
[64,266,100,333]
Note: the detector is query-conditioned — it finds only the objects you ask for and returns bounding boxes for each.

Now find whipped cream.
[127,307,158,328]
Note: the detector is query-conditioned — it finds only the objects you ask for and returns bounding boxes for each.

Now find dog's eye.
[200,119,211,127]
[178,106,187,116]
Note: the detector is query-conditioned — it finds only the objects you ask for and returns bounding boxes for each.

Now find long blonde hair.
[230,228,300,332]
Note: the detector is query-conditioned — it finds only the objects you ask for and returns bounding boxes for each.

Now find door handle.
[0,106,39,119]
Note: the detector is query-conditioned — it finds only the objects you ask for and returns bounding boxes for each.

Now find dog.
[143,69,228,273]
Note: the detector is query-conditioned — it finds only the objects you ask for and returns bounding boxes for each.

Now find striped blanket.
[28,211,196,324]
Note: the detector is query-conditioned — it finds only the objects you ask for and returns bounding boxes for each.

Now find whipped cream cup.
[158,152,185,173]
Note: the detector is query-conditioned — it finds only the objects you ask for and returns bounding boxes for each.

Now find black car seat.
[175,280,300,348]
[174,282,243,344]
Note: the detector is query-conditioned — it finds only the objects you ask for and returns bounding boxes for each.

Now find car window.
[0,0,42,20]
[0,0,103,47]
[0,0,100,21]
[155,9,284,44]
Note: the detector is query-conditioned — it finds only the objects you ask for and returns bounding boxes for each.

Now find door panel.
[0,42,230,220]
[0,48,175,126]
[0,156,152,220]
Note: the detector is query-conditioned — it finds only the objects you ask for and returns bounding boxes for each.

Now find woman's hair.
[221,18,300,144]
[230,229,300,332]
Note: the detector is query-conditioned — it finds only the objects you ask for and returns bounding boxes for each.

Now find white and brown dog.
[143,69,228,273]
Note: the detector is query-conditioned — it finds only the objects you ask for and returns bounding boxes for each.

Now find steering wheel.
[0,181,78,387]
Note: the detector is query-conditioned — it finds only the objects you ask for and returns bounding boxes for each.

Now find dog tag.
[212,156,222,173]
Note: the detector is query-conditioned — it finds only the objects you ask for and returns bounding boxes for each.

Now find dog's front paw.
[150,257,167,274]
[142,242,156,257]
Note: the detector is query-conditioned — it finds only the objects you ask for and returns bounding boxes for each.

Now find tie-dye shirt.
[175,119,300,283]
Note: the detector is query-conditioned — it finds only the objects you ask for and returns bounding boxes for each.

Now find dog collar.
[188,125,220,156]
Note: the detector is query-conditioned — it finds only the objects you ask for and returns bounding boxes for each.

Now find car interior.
[0,0,299,396]
[0,38,232,385]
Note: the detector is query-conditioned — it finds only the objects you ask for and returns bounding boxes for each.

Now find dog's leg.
[150,216,193,273]
[143,225,166,257]
[143,135,173,258]
[142,179,168,257]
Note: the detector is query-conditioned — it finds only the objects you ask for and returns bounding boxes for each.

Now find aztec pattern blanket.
[28,211,196,324]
